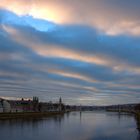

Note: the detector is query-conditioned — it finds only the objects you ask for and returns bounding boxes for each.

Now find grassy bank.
[0,112,64,120]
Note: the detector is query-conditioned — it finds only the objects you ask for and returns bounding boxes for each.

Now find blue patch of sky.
[0,10,55,32]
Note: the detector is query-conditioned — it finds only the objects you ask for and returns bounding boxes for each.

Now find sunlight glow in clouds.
[3,25,140,75]
[2,25,108,66]
[0,10,55,32]
[0,0,68,23]
[1,0,140,36]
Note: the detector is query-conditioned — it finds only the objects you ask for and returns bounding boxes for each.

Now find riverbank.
[106,109,140,133]
[0,111,65,120]
[106,109,140,116]
[137,112,140,118]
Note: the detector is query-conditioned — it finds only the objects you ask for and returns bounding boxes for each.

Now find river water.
[0,111,139,140]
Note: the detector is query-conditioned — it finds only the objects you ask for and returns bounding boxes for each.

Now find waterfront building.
[38,98,64,112]
[0,99,3,113]
[9,98,36,112]
[3,100,11,112]
[0,97,65,113]
[0,98,11,113]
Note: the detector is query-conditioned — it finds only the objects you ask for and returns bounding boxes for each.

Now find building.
[0,97,64,113]
[3,100,11,112]
[9,99,33,112]
[0,98,11,113]
[37,98,64,112]
[9,97,39,112]
[0,98,3,113]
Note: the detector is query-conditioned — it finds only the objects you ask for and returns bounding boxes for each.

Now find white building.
[3,100,11,112]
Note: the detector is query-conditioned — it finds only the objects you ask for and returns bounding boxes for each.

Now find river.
[0,111,139,140]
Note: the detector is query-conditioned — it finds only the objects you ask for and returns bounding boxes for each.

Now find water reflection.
[136,118,140,133]
[0,112,139,140]
[135,115,140,140]
[80,111,82,123]
[0,114,64,128]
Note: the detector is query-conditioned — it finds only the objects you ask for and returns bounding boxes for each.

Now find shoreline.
[106,109,140,132]
[0,111,65,120]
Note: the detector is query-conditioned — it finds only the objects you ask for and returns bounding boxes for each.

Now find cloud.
[0,9,140,105]
[3,22,140,74]
[1,0,140,35]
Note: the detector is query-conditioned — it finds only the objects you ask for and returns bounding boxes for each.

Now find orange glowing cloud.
[0,0,70,24]
[2,25,108,66]
[1,0,140,35]
[48,69,97,83]
[3,25,140,75]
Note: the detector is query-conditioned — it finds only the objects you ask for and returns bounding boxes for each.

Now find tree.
[135,104,140,111]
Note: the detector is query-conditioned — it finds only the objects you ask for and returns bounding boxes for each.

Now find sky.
[0,0,140,105]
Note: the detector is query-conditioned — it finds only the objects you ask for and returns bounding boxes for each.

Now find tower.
[33,96,39,112]
[59,97,62,112]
